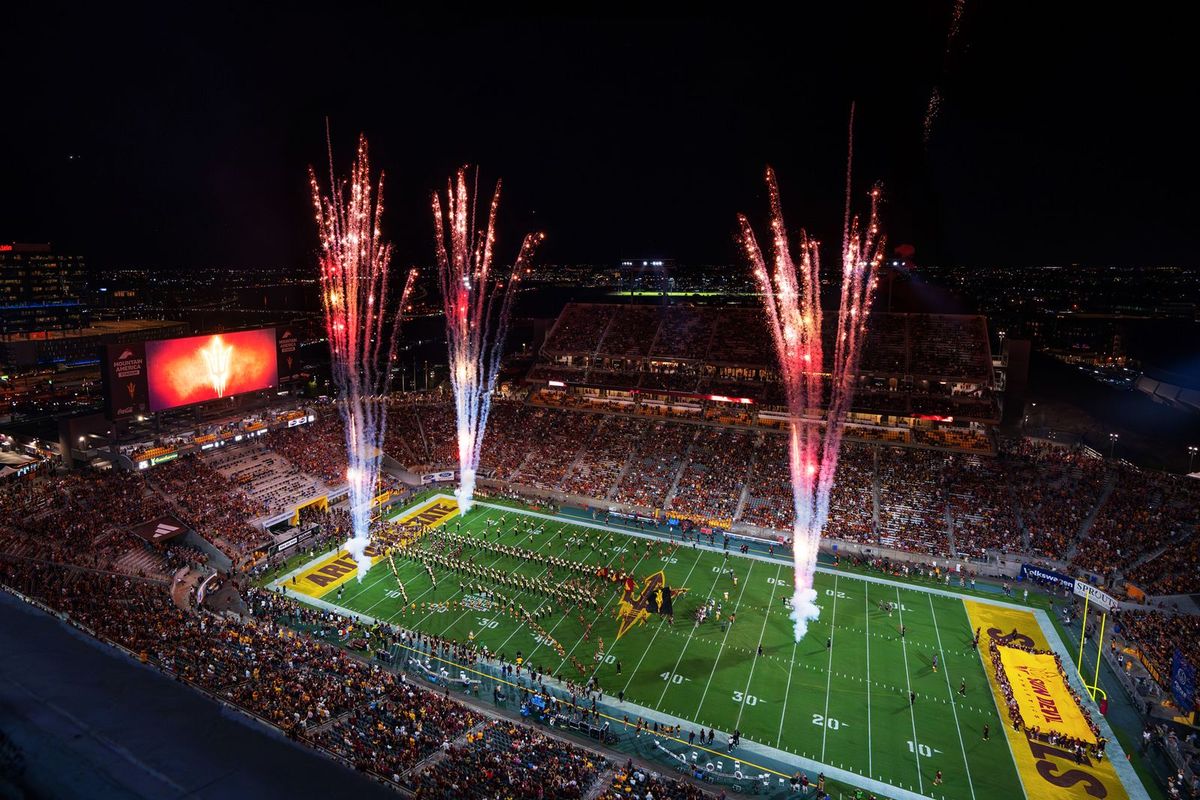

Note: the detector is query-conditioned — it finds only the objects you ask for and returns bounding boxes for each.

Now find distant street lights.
[1108,432,1119,459]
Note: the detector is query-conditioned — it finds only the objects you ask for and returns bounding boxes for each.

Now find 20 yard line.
[895,587,924,794]
[820,574,839,761]
[928,594,977,800]
[734,563,782,731]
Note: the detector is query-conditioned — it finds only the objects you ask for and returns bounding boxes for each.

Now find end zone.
[280,496,459,597]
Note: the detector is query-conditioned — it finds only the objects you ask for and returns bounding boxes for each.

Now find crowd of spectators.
[877,446,951,556]
[1004,439,1107,559]
[409,720,608,798]
[150,456,269,558]
[263,415,349,484]
[1070,464,1197,581]
[1116,610,1200,697]
[613,421,694,510]
[668,427,754,524]
[944,455,1022,557]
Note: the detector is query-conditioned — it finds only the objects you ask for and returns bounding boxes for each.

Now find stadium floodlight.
[1188,445,1198,472]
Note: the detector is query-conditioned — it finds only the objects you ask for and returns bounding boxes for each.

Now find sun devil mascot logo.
[615,570,688,640]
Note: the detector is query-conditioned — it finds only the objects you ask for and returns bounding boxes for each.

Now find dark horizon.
[2,5,1197,274]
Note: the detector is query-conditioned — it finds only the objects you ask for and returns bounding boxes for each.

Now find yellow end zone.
[963,600,1128,800]
[286,496,459,598]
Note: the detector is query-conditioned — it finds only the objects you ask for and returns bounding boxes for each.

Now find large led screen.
[146,329,278,411]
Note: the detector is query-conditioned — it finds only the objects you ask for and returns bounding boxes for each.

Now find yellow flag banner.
[996,645,1098,745]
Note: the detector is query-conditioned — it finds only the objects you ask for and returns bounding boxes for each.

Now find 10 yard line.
[820,574,839,761]
[864,579,873,778]
[895,587,924,794]
[928,594,977,800]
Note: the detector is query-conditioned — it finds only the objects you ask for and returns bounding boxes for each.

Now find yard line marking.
[775,636,800,749]
[895,587,924,794]
[542,544,656,672]
[336,504,506,610]
[820,574,839,762]
[928,594,976,800]
[493,528,625,656]
[653,562,727,709]
[690,559,757,721]
[396,515,551,630]
[617,547,706,697]
[734,563,783,731]
[436,522,571,637]
[865,579,873,778]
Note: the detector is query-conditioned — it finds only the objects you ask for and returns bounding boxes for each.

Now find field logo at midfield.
[964,600,1129,800]
[288,497,459,598]
[615,570,687,640]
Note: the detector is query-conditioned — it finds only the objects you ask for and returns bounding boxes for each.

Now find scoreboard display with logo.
[102,327,303,418]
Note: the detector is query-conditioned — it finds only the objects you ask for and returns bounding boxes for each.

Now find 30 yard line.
[928,594,977,800]
[895,587,924,794]
[820,573,839,761]
[734,563,782,731]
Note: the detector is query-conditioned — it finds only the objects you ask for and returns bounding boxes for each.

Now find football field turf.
[274,494,1137,800]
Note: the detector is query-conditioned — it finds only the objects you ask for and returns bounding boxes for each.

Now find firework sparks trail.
[433,167,542,514]
[310,134,417,580]
[739,118,885,640]
[924,0,967,143]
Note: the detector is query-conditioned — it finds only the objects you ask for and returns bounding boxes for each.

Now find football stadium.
[3,302,1195,800]
[4,11,1200,798]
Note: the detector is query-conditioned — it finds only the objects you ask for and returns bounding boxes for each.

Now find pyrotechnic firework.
[924,0,967,144]
[311,134,417,580]
[433,167,542,513]
[739,126,885,641]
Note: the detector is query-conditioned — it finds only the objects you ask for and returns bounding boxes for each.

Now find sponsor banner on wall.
[1073,579,1117,611]
[1019,563,1075,591]
[1170,649,1197,712]
[102,342,149,419]
[276,327,302,382]
[421,470,457,484]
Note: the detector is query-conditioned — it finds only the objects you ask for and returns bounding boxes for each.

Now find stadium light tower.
[1108,432,1119,459]
[1188,445,1198,472]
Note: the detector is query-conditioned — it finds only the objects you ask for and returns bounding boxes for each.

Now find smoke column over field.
[433,167,542,513]
[310,133,417,580]
[739,117,885,640]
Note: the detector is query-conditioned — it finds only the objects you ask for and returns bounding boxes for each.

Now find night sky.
[2,4,1195,271]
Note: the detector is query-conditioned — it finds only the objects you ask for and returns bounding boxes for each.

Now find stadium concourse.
[0,306,1194,799]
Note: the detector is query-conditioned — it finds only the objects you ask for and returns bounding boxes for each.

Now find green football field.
[280,496,1024,800]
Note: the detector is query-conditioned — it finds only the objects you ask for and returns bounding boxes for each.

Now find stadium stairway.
[732,444,758,522]
[944,504,959,558]
[1065,468,1117,562]
[661,429,698,511]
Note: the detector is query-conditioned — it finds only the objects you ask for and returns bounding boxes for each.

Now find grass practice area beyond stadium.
[274,494,1137,800]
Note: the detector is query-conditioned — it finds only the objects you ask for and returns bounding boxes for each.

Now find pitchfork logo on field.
[614,570,687,641]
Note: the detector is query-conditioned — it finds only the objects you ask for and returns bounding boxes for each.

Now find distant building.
[0,243,89,338]
[0,319,186,370]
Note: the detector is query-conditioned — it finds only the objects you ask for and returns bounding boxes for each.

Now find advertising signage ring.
[145,329,278,412]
